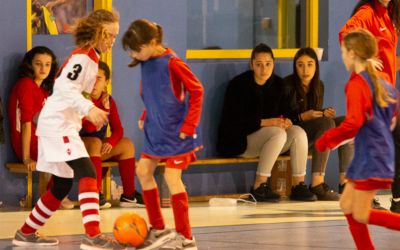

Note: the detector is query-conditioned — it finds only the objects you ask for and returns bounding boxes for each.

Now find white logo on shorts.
[379,27,387,32]
[173,160,183,164]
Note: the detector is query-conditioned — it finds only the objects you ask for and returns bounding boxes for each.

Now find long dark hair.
[292,47,322,110]
[352,0,400,31]
[17,46,58,94]
[122,19,164,67]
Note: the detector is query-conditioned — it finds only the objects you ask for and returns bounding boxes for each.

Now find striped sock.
[79,177,101,237]
[20,190,61,234]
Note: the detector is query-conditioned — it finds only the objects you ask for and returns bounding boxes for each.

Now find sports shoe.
[250,182,280,202]
[159,234,197,250]
[12,230,59,246]
[390,198,400,213]
[99,193,111,209]
[119,191,145,208]
[61,197,75,209]
[372,198,386,210]
[80,234,126,250]
[290,182,317,201]
[310,183,340,201]
[137,227,176,250]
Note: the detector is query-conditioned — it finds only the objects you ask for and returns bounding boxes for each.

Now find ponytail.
[366,60,396,107]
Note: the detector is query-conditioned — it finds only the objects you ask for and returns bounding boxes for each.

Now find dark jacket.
[282,74,324,124]
[217,70,285,156]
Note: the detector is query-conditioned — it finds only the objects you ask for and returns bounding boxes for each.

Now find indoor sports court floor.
[0,194,398,249]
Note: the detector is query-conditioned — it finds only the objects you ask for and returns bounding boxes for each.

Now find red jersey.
[339,0,398,85]
[8,77,49,160]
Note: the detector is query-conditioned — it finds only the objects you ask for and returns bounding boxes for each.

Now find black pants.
[392,118,400,198]
[50,157,96,200]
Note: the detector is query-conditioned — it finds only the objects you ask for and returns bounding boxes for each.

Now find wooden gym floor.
[0,194,399,249]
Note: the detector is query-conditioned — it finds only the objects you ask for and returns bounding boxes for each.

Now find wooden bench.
[6,155,309,208]
[6,161,119,208]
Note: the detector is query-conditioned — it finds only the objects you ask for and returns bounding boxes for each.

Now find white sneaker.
[160,234,197,250]
[61,197,75,209]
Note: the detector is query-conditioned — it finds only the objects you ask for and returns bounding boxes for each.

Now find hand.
[101,142,113,155]
[23,158,37,171]
[283,118,292,129]
[101,94,110,110]
[179,132,187,140]
[86,107,108,130]
[301,110,323,121]
[367,58,384,71]
[323,107,336,118]
[138,120,144,130]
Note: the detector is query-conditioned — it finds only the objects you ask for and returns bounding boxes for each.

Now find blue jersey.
[347,71,397,181]
[140,52,202,157]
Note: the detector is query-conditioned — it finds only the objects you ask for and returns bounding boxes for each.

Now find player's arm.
[169,57,204,136]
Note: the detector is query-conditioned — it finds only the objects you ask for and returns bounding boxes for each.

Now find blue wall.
[0,0,382,205]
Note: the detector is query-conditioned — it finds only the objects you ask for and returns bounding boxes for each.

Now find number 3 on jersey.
[67,64,82,80]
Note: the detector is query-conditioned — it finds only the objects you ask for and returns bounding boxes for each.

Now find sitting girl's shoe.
[61,197,75,209]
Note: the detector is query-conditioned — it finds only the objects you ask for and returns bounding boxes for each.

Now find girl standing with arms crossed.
[122,19,203,250]
[316,29,400,250]
[12,9,125,250]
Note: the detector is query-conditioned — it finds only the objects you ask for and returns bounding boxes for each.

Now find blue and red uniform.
[316,71,397,190]
[140,48,203,168]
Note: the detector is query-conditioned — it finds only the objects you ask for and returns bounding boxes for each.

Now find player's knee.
[136,164,152,181]
[352,211,369,224]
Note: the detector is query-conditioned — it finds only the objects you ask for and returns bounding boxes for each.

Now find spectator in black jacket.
[217,43,317,202]
[283,47,353,200]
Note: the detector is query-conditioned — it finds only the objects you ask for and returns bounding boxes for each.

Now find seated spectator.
[80,61,143,208]
[217,43,317,202]
[8,46,74,209]
[283,47,354,200]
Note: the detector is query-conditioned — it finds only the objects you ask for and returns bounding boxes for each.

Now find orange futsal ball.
[113,212,148,246]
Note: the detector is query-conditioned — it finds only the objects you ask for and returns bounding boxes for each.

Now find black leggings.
[50,157,96,200]
[392,119,400,198]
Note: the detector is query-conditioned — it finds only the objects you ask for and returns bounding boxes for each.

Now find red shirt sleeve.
[338,5,372,43]
[316,73,372,150]
[169,57,204,135]
[19,79,36,122]
[106,97,124,147]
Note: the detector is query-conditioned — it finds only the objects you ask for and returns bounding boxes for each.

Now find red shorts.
[351,178,392,191]
[141,152,197,170]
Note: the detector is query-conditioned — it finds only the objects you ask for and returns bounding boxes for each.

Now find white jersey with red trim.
[36,47,99,137]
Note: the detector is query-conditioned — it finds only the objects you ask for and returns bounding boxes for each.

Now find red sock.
[20,190,61,234]
[142,188,164,230]
[79,177,101,237]
[172,192,192,239]
[369,209,400,230]
[90,156,102,192]
[345,214,374,250]
[118,158,135,196]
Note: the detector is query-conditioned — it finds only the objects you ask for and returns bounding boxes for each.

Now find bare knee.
[339,198,352,214]
[119,138,135,155]
[82,137,102,156]
[352,211,369,224]
[136,163,153,182]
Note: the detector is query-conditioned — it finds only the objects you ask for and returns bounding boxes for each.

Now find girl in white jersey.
[12,9,125,250]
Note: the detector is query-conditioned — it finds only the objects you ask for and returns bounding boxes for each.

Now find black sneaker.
[390,199,400,213]
[119,191,145,208]
[310,183,340,201]
[99,193,111,209]
[290,182,317,201]
[338,183,346,194]
[250,182,280,202]
[372,198,386,210]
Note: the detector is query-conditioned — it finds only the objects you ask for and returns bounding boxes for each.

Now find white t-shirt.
[36,47,99,137]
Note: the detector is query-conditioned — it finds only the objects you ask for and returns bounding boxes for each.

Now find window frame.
[186,0,318,60]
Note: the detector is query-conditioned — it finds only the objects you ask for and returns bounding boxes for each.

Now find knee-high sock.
[369,209,400,230]
[345,214,374,250]
[172,192,192,239]
[20,190,61,234]
[143,188,164,230]
[90,156,102,193]
[79,177,100,237]
[118,158,135,196]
